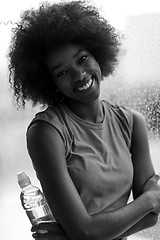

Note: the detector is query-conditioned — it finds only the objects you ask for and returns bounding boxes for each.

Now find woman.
[8,1,160,239]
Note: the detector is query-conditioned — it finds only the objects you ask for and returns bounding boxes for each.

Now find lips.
[73,76,94,92]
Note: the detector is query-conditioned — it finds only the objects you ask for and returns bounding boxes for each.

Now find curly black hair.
[8,0,121,108]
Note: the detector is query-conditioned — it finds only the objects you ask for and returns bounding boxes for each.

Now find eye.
[79,55,88,64]
[57,70,68,78]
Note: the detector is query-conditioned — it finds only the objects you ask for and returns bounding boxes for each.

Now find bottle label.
[26,203,55,225]
[33,205,48,219]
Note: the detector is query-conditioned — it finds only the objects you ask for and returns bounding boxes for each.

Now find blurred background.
[1,0,160,239]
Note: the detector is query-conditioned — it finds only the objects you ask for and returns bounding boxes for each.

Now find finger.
[31,221,55,232]
[157,172,160,180]
[32,233,48,239]
[32,232,38,239]
[32,232,49,240]
[152,174,160,182]
[32,230,69,240]
[31,221,65,237]
[33,231,61,240]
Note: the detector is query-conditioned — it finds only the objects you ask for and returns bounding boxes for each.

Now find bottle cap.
[17,171,31,188]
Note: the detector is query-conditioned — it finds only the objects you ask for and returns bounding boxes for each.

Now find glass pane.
[1,1,160,240]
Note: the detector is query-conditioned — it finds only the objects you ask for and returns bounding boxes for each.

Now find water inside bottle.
[21,187,55,225]
[26,202,54,225]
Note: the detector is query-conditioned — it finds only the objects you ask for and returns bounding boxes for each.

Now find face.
[46,43,102,104]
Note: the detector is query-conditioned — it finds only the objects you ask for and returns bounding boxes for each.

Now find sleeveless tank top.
[27,100,133,240]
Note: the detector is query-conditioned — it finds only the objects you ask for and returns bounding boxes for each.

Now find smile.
[75,77,93,92]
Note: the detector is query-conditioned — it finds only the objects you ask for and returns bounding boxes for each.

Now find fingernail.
[38,230,48,234]
[32,233,38,238]
[31,226,34,232]
[31,225,37,232]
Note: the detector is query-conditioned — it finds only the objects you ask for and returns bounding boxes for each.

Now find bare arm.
[113,110,159,239]
[131,110,155,198]
[27,119,160,240]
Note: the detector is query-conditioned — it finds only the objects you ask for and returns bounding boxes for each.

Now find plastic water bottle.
[17,171,55,226]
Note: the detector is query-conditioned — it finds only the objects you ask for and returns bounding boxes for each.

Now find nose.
[79,70,86,80]
[72,68,87,81]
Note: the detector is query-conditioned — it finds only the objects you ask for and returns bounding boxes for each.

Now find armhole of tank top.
[108,103,134,150]
[57,105,76,161]
[44,106,75,160]
[120,106,134,150]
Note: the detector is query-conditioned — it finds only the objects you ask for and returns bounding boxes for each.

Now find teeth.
[77,77,93,91]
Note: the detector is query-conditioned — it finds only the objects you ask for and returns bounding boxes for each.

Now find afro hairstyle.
[8,0,121,107]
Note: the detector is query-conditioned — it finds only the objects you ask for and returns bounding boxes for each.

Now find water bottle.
[17,171,55,226]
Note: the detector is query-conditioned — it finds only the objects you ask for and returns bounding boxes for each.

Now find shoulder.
[27,119,65,154]
[104,101,134,147]
[28,105,64,130]
[26,117,66,174]
[27,105,67,143]
[26,106,67,154]
[104,101,133,124]
[104,101,146,131]
[27,119,57,139]
[131,109,148,140]
[27,105,73,160]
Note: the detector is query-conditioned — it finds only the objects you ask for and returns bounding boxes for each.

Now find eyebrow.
[73,47,85,58]
[51,47,85,73]
[51,63,63,72]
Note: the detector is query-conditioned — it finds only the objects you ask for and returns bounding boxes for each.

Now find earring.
[56,88,60,93]
[55,88,65,103]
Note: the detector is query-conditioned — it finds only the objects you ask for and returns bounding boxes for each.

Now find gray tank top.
[28,100,133,240]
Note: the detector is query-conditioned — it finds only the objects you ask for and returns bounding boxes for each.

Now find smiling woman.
[7,1,160,240]
[46,44,102,107]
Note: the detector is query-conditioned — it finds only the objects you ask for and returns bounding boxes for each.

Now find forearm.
[113,212,158,239]
[88,193,154,240]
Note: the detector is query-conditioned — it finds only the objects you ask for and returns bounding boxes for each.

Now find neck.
[64,98,103,124]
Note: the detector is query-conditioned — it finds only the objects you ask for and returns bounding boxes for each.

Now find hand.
[142,173,160,214]
[31,221,69,240]
[142,173,160,193]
